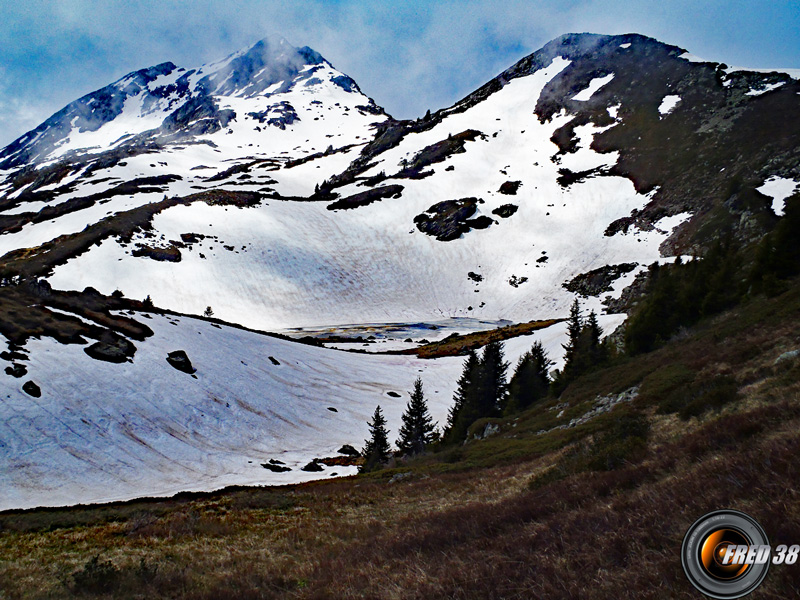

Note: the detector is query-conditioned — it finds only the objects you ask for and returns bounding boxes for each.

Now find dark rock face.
[499,181,522,195]
[247,101,299,129]
[132,244,182,262]
[197,39,324,98]
[166,350,196,374]
[5,363,27,378]
[398,130,485,179]
[331,74,359,93]
[327,185,404,210]
[22,380,41,397]
[0,62,177,170]
[24,279,53,298]
[180,232,205,244]
[492,204,519,218]
[533,34,800,250]
[563,263,639,297]
[84,338,136,363]
[414,198,493,241]
[161,94,234,136]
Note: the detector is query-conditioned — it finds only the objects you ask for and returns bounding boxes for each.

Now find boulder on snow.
[166,350,196,374]
[414,198,493,241]
[337,444,360,457]
[261,462,292,473]
[22,380,41,397]
[498,180,521,195]
[5,363,27,378]
[84,338,136,363]
[300,460,325,472]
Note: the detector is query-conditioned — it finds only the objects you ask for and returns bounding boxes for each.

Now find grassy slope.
[1,284,799,599]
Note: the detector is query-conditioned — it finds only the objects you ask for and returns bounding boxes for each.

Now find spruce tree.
[443,350,482,444]
[554,298,584,390]
[360,405,391,473]
[478,340,508,417]
[504,341,552,414]
[563,298,583,368]
[396,378,436,456]
[443,342,509,444]
[586,310,608,366]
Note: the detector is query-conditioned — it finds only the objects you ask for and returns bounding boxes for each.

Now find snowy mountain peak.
[193,36,328,98]
[0,37,369,170]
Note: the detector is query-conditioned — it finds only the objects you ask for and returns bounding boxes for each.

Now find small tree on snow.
[360,405,391,473]
[204,306,214,318]
[396,378,436,457]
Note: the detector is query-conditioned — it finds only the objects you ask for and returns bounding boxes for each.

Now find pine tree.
[443,350,482,444]
[443,342,509,444]
[478,340,508,417]
[562,299,583,368]
[554,298,584,390]
[504,341,552,414]
[360,405,391,473]
[396,378,436,456]
[586,310,608,366]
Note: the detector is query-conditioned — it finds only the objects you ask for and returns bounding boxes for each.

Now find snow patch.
[678,52,709,64]
[745,81,787,96]
[658,95,681,116]
[619,43,631,49]
[571,74,615,101]
[757,177,799,216]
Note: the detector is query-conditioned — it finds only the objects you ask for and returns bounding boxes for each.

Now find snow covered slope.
[0,309,626,510]
[1,32,798,510]
[0,312,456,510]
[45,54,686,329]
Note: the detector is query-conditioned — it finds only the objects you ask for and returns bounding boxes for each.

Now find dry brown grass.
[401,318,563,359]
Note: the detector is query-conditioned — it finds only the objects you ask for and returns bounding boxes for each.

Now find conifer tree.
[586,309,608,366]
[443,342,509,444]
[478,340,508,417]
[360,405,391,473]
[443,350,482,444]
[562,298,583,368]
[396,378,436,456]
[504,341,552,414]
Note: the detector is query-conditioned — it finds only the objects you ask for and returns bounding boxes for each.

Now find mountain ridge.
[0,31,798,509]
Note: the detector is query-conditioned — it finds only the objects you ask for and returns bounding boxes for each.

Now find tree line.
[360,299,611,472]
[626,192,800,354]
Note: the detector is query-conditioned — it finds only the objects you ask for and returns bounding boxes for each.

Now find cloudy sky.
[1,0,798,147]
